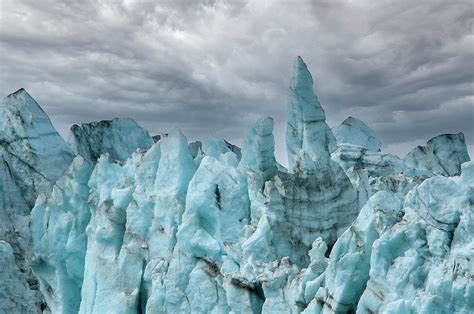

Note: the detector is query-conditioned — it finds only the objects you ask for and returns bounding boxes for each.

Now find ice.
[0,241,36,313]
[69,118,154,163]
[331,145,405,208]
[30,156,94,313]
[0,57,471,313]
[188,138,242,167]
[332,117,382,151]
[308,162,473,313]
[239,117,277,185]
[78,154,133,313]
[297,238,328,306]
[263,57,358,266]
[146,129,197,258]
[202,137,241,159]
[286,56,337,174]
[330,128,469,209]
[404,133,470,176]
[239,117,277,225]
[0,88,74,310]
[358,162,473,313]
[0,89,74,204]
[0,149,30,259]
[369,174,426,198]
[314,191,403,312]
[177,153,249,261]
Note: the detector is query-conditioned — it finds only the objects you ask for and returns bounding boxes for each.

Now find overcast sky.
[1,0,473,164]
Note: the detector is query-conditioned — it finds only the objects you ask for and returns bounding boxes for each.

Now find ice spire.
[286,56,337,175]
[240,117,277,184]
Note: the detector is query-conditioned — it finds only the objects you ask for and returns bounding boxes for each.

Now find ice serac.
[189,138,242,166]
[69,118,154,163]
[22,58,473,314]
[264,57,358,266]
[168,151,252,313]
[0,149,29,259]
[0,88,74,311]
[302,161,473,314]
[178,154,249,262]
[286,56,337,174]
[78,153,137,313]
[240,117,277,184]
[143,129,197,313]
[329,115,445,208]
[357,162,474,313]
[332,139,405,178]
[314,191,403,312]
[75,129,198,313]
[238,117,278,233]
[30,156,93,314]
[331,145,406,207]
[0,241,36,314]
[0,88,74,206]
[404,133,470,176]
[146,128,197,260]
[332,117,382,151]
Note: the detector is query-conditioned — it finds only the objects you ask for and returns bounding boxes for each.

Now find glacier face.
[30,156,93,313]
[0,89,75,204]
[0,89,75,311]
[0,241,36,313]
[404,133,470,177]
[0,57,472,314]
[69,118,154,163]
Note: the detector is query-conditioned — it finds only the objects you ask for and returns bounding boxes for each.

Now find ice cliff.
[0,89,75,311]
[0,90,164,312]
[69,118,154,163]
[404,133,470,177]
[1,57,472,313]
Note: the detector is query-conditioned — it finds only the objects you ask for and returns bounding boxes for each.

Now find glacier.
[69,118,154,163]
[0,57,472,314]
[0,89,75,312]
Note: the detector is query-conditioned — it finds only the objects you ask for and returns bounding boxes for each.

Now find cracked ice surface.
[0,89,74,311]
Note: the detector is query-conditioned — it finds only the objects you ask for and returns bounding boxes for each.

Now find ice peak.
[240,117,277,183]
[404,132,470,176]
[1,88,49,119]
[8,88,27,97]
[68,117,154,162]
[292,56,314,90]
[332,116,382,151]
[286,56,336,173]
[4,88,35,106]
[290,56,325,121]
[6,88,29,98]
[344,116,365,125]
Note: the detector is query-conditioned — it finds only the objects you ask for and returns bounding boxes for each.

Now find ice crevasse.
[0,56,471,313]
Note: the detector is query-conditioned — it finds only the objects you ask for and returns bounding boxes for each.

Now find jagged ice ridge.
[0,57,472,314]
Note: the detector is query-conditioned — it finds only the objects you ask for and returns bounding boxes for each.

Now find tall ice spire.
[286,56,337,175]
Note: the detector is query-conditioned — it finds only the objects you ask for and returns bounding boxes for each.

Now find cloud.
[1,0,472,163]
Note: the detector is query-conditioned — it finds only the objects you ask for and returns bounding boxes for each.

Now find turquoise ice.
[0,57,471,313]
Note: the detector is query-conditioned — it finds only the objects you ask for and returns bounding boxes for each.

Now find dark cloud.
[1,0,472,164]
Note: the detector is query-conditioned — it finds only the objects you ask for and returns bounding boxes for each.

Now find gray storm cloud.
[1,0,472,164]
